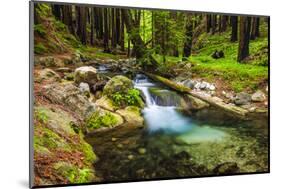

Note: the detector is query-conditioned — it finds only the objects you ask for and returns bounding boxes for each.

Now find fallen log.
[143,72,248,118]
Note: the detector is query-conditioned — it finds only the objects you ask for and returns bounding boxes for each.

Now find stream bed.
[85,72,268,182]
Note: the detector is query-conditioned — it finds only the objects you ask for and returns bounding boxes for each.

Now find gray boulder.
[43,83,95,117]
[251,90,266,102]
[74,66,98,85]
[234,92,251,105]
[182,80,196,89]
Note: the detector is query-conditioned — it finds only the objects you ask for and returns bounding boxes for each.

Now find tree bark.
[62,5,75,35]
[77,6,87,45]
[103,8,110,52]
[237,16,251,62]
[183,15,193,57]
[230,16,238,42]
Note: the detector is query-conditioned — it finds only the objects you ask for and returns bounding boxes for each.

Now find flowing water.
[86,73,268,182]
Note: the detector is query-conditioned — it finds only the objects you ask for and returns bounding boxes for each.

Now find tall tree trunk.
[116,9,121,45]
[62,5,75,35]
[77,6,87,45]
[183,15,193,57]
[111,8,117,50]
[103,8,110,52]
[52,5,62,20]
[237,17,251,62]
[221,15,227,32]
[120,12,125,51]
[255,17,260,38]
[231,16,238,42]
[206,15,212,33]
[90,7,95,45]
[250,17,257,40]
[211,14,217,34]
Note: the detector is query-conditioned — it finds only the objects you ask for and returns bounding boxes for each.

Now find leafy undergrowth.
[33,106,98,186]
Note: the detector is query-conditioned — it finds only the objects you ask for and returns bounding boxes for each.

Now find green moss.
[34,108,49,123]
[34,126,70,150]
[54,162,95,183]
[34,43,48,54]
[86,111,118,129]
[111,89,144,108]
[78,141,97,165]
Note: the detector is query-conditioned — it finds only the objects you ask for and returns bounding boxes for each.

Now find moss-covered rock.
[85,108,124,132]
[33,105,98,185]
[185,94,209,110]
[53,162,95,183]
[103,75,133,95]
[116,106,144,127]
[95,96,118,112]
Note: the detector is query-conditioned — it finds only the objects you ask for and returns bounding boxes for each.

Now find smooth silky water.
[86,73,268,182]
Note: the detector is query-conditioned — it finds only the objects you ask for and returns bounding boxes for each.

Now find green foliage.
[111,89,144,108]
[86,111,118,129]
[34,24,46,37]
[34,43,48,54]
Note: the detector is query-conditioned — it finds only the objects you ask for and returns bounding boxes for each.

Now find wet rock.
[35,68,61,83]
[209,84,216,91]
[251,90,266,102]
[103,75,133,95]
[117,144,123,148]
[128,155,134,160]
[78,82,90,97]
[213,162,240,174]
[234,92,251,105]
[182,79,196,89]
[185,94,209,110]
[116,106,144,127]
[74,66,98,85]
[138,148,146,154]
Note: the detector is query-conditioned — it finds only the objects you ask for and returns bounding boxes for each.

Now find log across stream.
[85,71,268,182]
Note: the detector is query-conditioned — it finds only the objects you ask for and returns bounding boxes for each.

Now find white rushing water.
[134,74,226,142]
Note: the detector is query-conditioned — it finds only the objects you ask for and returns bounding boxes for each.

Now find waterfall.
[134,74,155,107]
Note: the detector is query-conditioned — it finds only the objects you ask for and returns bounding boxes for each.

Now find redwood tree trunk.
[237,17,251,62]
[231,16,238,42]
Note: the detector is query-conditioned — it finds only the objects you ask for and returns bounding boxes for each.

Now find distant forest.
[34,3,268,64]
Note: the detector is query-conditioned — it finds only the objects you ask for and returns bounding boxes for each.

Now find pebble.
[111,137,117,142]
[117,144,123,148]
[138,148,146,154]
[128,155,134,160]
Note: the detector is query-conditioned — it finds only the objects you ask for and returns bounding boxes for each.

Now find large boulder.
[116,106,144,127]
[74,66,98,85]
[35,68,61,83]
[43,83,95,117]
[234,92,251,105]
[251,90,266,102]
[85,108,124,132]
[103,75,133,95]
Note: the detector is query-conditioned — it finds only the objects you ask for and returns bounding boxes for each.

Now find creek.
[85,69,268,182]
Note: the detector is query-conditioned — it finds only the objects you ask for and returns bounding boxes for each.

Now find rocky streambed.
[33,57,268,185]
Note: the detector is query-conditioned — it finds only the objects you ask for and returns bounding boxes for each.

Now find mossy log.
[144,72,248,118]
